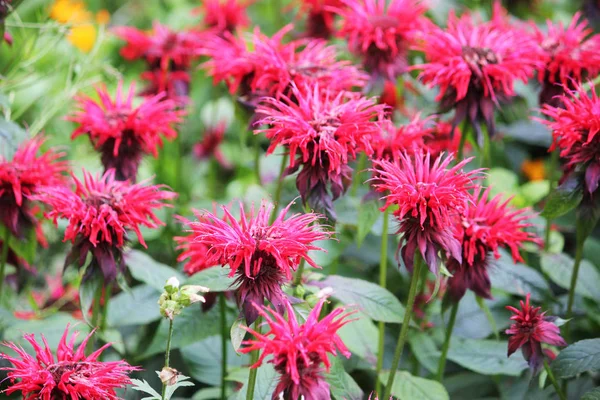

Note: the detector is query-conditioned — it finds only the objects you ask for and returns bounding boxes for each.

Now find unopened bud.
[316,287,333,299]
[159,367,179,386]
[165,277,180,293]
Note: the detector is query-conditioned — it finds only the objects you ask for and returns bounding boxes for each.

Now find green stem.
[544,150,560,251]
[375,209,390,395]
[351,153,367,197]
[544,359,567,400]
[482,129,491,168]
[161,318,175,400]
[253,138,261,185]
[220,293,228,400]
[457,119,470,161]
[565,240,584,341]
[292,259,306,287]
[269,153,289,224]
[100,283,110,332]
[381,256,423,400]
[246,316,262,400]
[0,229,10,300]
[436,301,459,381]
[88,279,104,353]
[477,296,500,341]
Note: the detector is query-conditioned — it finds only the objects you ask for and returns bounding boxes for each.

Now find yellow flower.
[96,9,110,25]
[521,159,546,182]
[50,0,91,24]
[68,23,96,53]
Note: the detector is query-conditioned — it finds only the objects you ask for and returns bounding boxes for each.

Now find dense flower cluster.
[69,82,184,181]
[185,200,329,324]
[257,84,384,219]
[446,187,542,301]
[369,114,431,162]
[32,170,175,282]
[335,0,427,81]
[506,294,567,373]
[413,7,542,139]
[0,137,68,245]
[198,0,251,33]
[299,0,342,39]
[240,298,354,399]
[372,151,482,275]
[0,326,137,399]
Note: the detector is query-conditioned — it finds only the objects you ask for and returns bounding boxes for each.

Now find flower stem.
[544,359,567,400]
[436,301,459,381]
[246,316,262,400]
[100,283,110,332]
[544,150,559,250]
[375,208,390,395]
[292,259,306,287]
[269,153,289,224]
[565,239,584,341]
[351,153,367,197]
[457,119,470,161]
[161,318,175,400]
[381,255,423,400]
[0,228,10,300]
[476,295,500,341]
[220,293,228,400]
[253,138,261,185]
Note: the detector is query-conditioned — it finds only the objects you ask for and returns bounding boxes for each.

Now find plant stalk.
[565,239,584,340]
[161,318,175,400]
[220,293,228,400]
[477,295,500,341]
[544,359,567,400]
[269,153,289,224]
[0,229,10,300]
[544,150,559,250]
[381,255,423,399]
[351,153,367,196]
[246,316,262,400]
[457,119,470,161]
[436,301,459,381]
[375,208,390,395]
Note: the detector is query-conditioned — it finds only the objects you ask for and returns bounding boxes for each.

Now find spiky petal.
[506,294,567,373]
[371,151,482,276]
[240,299,354,400]
[187,200,329,324]
[0,326,138,400]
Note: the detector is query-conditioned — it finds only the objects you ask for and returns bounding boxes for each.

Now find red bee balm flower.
[446,187,541,302]
[413,6,541,139]
[335,0,428,80]
[299,0,343,39]
[372,152,482,275]
[175,216,214,276]
[0,326,138,400]
[198,0,251,33]
[31,170,175,282]
[69,82,184,182]
[540,82,600,194]
[423,121,463,158]
[257,84,384,219]
[535,13,600,107]
[369,114,431,162]
[0,137,68,243]
[240,299,354,400]
[506,294,567,373]
[188,201,329,324]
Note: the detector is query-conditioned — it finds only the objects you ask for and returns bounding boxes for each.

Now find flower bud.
[159,367,179,386]
[165,276,180,293]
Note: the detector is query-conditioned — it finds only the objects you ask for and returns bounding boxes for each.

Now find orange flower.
[522,159,546,181]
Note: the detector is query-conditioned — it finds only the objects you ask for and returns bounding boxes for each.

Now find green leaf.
[7,226,37,264]
[230,317,246,353]
[356,199,380,247]
[185,266,237,292]
[486,168,519,199]
[552,339,600,379]
[541,175,583,219]
[311,275,405,323]
[577,197,600,244]
[165,374,195,399]
[337,311,378,366]
[4,313,87,350]
[489,249,550,301]
[79,274,101,324]
[192,387,224,400]
[126,250,185,292]
[107,285,161,327]
[138,304,220,359]
[131,378,161,400]
[182,335,249,385]
[582,387,600,400]
[379,370,449,400]
[408,332,440,374]
[232,363,278,400]
[447,337,528,376]
[540,252,600,302]
[326,355,363,400]
[520,181,550,205]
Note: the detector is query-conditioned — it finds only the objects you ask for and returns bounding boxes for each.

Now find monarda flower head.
[540,82,600,195]
[69,81,184,182]
[256,84,384,220]
[0,137,68,244]
[446,187,542,302]
[369,114,431,162]
[335,0,428,81]
[0,326,138,400]
[187,200,329,324]
[32,169,175,283]
[371,151,482,275]
[423,120,463,158]
[535,13,600,107]
[299,0,343,39]
[240,298,354,400]
[197,0,251,33]
[193,122,231,169]
[413,5,541,141]
[506,293,567,373]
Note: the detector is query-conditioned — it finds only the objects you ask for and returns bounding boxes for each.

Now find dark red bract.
[240,298,354,400]
[506,294,567,373]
